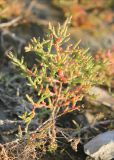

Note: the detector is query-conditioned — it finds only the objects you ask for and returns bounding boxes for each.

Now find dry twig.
[0,16,22,29]
[57,119,114,137]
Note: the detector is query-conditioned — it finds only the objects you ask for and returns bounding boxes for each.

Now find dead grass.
[0,0,24,19]
[0,139,36,160]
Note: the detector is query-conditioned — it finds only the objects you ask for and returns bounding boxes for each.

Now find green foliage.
[8,18,106,151]
[94,50,114,88]
[8,17,105,121]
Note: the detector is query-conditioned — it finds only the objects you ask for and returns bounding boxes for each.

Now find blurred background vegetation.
[1,0,114,58]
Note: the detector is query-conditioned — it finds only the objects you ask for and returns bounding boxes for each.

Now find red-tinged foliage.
[53,0,114,29]
[8,19,106,151]
[94,50,114,86]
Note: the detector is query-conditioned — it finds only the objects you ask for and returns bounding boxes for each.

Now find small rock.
[84,130,114,160]
[87,86,114,110]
